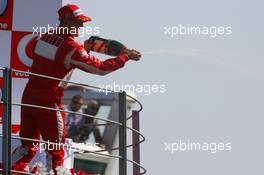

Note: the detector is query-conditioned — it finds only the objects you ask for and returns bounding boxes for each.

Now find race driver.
[11,3,141,173]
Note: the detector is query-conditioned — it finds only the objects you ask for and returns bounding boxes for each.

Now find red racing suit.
[12,31,129,172]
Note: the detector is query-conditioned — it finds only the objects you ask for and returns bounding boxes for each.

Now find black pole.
[119,92,127,175]
[132,111,140,175]
[2,68,12,175]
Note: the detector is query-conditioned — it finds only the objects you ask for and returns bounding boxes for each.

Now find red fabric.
[70,168,98,175]
[1,164,98,175]
[71,46,129,73]
[12,124,20,133]
[12,93,66,171]
[12,30,128,171]
[27,33,128,91]
[58,4,92,22]
[25,36,38,59]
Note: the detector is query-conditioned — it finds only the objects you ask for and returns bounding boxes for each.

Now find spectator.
[66,95,84,142]
[79,100,105,148]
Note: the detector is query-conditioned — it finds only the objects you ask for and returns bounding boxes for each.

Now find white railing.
[0,67,146,175]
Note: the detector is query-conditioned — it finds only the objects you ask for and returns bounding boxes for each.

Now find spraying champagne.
[84,36,141,60]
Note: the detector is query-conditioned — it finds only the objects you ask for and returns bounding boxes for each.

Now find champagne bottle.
[85,36,127,56]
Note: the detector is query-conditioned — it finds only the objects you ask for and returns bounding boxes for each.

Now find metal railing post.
[119,92,127,175]
[132,111,140,175]
[2,67,12,175]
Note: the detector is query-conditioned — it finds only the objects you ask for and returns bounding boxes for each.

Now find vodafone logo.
[0,0,12,30]
[17,34,34,67]
[11,31,36,78]
[0,0,7,16]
